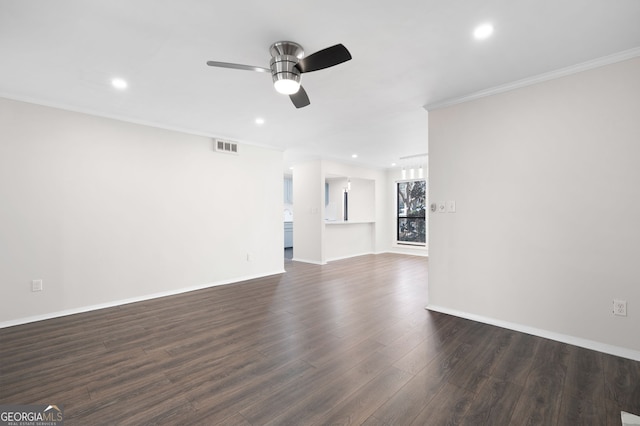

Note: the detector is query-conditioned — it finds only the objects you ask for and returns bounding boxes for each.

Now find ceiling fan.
[206,41,352,108]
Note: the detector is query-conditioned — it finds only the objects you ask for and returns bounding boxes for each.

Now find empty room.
[1,1,639,425]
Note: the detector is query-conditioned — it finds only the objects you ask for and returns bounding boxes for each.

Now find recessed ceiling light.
[473,23,494,40]
[351,154,358,158]
[255,117,265,125]
[111,78,128,90]
[391,162,397,167]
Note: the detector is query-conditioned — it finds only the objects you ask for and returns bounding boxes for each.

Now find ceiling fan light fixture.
[273,78,300,95]
[206,40,350,108]
[270,53,302,95]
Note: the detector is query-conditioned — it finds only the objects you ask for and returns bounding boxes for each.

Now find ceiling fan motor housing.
[270,55,301,86]
[269,41,304,89]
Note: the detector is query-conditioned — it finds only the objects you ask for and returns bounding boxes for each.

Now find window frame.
[396,179,426,246]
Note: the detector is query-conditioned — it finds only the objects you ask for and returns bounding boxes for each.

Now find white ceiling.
[1,1,639,169]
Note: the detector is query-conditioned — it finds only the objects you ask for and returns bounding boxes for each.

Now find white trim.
[425,47,640,111]
[0,93,282,153]
[294,251,427,264]
[325,251,375,263]
[291,258,326,265]
[385,249,428,257]
[395,242,427,247]
[391,242,428,249]
[324,221,375,225]
[395,178,427,183]
[0,270,285,329]
[426,304,640,362]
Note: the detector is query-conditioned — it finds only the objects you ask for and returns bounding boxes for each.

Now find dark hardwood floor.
[1,253,639,425]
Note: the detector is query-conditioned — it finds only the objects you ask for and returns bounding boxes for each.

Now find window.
[397,180,426,245]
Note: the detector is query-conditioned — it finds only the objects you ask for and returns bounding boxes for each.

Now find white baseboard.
[0,269,285,329]
[293,251,427,264]
[291,258,326,265]
[384,249,428,257]
[426,304,640,362]
[325,251,375,263]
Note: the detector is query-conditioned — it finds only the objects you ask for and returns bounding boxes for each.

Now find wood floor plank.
[391,335,442,375]
[409,382,474,426]
[360,415,385,426]
[461,376,523,426]
[491,329,541,386]
[416,339,475,383]
[239,337,386,424]
[181,358,315,424]
[558,391,606,426]
[1,253,638,425]
[562,344,605,404]
[71,386,195,425]
[367,362,448,425]
[317,366,414,426]
[174,352,285,408]
[509,339,570,425]
[603,351,640,415]
[263,352,394,425]
[446,324,514,394]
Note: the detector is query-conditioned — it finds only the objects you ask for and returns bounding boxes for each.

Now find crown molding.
[0,92,283,153]
[424,47,640,111]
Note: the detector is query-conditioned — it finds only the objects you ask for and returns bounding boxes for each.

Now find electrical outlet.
[613,299,627,316]
[31,279,43,292]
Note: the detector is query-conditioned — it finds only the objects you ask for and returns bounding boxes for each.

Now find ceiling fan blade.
[206,61,270,73]
[290,86,310,108]
[295,44,352,73]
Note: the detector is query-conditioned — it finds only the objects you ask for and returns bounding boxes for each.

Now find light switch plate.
[446,201,456,213]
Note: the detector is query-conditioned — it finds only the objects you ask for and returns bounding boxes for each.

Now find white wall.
[324,176,376,261]
[346,178,375,223]
[325,177,347,222]
[292,161,324,264]
[428,57,640,359]
[325,223,375,262]
[292,160,390,264]
[323,161,388,257]
[325,177,375,223]
[0,97,283,326]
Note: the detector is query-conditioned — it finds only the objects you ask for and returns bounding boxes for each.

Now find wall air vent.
[214,139,239,155]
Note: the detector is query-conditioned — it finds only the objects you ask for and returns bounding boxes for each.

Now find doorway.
[284,175,293,259]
